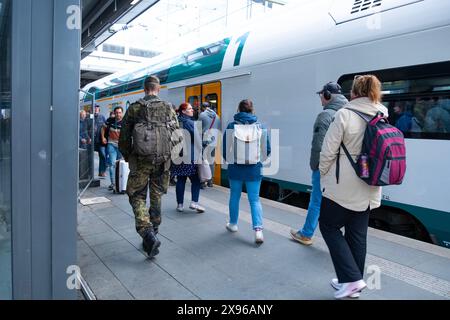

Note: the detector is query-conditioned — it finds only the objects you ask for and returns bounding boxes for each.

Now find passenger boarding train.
[81,0,450,248]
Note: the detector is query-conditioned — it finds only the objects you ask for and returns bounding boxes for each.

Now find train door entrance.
[185,82,222,185]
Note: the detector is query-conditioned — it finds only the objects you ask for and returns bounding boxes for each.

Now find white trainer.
[255,229,264,244]
[226,223,238,232]
[176,204,184,212]
[334,279,366,299]
[330,278,360,298]
[189,202,205,213]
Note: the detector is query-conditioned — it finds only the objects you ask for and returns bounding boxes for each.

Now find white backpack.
[234,123,262,164]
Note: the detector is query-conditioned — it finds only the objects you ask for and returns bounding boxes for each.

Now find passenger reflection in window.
[393,101,413,132]
[423,96,450,133]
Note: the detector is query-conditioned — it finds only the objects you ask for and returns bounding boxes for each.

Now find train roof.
[81,0,450,99]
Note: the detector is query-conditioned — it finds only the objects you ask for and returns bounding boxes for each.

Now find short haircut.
[144,75,161,92]
[113,106,123,113]
[237,99,254,114]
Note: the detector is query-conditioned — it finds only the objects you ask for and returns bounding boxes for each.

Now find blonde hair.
[351,75,382,103]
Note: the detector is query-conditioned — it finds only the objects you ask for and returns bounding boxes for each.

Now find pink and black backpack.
[339,108,406,186]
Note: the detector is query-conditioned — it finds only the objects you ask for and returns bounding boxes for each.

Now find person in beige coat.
[318,75,388,299]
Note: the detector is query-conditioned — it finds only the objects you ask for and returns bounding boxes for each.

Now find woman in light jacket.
[319,75,388,299]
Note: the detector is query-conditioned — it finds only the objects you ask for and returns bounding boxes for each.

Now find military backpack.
[132,97,178,163]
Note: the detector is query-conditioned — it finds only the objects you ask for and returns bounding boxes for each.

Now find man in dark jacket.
[290,82,348,245]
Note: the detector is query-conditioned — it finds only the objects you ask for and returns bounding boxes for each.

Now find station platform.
[77,178,450,300]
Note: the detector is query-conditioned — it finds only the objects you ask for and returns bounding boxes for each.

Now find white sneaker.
[176,204,184,212]
[226,223,238,232]
[255,229,264,244]
[330,278,360,298]
[334,279,366,299]
[189,202,205,213]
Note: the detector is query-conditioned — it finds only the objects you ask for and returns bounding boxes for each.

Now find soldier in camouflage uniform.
[119,75,179,258]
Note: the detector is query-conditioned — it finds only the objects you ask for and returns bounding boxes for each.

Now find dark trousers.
[319,197,370,283]
[176,174,201,204]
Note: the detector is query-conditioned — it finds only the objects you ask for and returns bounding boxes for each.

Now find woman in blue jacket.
[223,99,271,244]
[172,102,205,213]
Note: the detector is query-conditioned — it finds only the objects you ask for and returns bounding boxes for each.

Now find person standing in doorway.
[199,101,221,188]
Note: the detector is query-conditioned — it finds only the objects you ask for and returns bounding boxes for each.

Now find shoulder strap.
[139,96,162,107]
[209,115,216,130]
[336,143,360,184]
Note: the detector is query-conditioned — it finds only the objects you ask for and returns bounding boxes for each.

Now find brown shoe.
[290,229,313,246]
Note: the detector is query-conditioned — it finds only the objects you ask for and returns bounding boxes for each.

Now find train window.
[111,85,124,95]
[205,41,225,55]
[83,87,96,102]
[152,70,169,84]
[185,50,204,64]
[338,61,450,140]
[96,90,109,99]
[204,93,218,113]
[125,79,143,92]
[188,95,201,108]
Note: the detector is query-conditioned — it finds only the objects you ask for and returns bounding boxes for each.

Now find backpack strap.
[335,108,385,183]
[346,108,386,125]
[139,96,163,107]
[336,142,360,184]
[209,115,216,130]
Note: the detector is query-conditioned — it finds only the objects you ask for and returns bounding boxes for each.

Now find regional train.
[80,0,450,248]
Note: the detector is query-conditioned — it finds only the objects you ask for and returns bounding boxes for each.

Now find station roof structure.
[81,0,160,60]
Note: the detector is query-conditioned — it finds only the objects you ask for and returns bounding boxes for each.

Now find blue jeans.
[176,174,201,204]
[97,145,107,175]
[106,143,122,185]
[299,170,322,238]
[229,179,263,230]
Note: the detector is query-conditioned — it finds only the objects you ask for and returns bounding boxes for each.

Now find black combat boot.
[142,228,161,258]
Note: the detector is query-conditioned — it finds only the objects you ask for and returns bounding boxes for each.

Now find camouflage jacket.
[119,95,179,161]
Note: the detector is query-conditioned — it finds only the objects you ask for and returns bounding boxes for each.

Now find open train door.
[186,82,222,186]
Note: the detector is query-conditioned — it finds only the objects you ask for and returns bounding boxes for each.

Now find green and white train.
[81,0,450,248]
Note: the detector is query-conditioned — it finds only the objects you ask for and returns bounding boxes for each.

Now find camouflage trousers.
[126,156,170,238]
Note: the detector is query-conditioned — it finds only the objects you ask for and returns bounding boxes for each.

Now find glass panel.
[338,61,450,140]
[0,0,12,299]
[78,103,95,197]
[204,93,218,114]
[188,95,201,120]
